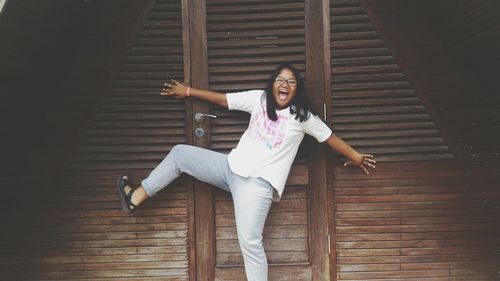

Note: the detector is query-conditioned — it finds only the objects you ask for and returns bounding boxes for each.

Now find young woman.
[118,63,375,281]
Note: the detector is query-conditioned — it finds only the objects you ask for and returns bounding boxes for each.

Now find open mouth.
[278,89,289,101]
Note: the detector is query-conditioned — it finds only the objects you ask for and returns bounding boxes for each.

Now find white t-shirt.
[226,89,332,201]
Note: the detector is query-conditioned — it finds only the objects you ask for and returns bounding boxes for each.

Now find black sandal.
[118,176,137,213]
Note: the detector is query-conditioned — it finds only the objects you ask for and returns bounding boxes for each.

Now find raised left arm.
[324,133,376,174]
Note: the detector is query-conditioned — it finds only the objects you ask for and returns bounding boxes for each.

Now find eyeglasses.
[274,76,297,86]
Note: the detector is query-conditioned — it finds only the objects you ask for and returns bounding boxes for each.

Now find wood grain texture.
[0,1,191,280]
[305,0,333,280]
[187,0,215,280]
[1,170,190,280]
[332,161,500,281]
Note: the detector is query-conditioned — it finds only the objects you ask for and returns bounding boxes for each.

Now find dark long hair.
[264,63,311,122]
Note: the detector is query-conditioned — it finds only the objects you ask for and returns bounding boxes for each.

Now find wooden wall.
[429,0,500,162]
[330,0,456,163]
[331,1,500,280]
[333,161,500,281]
[0,0,152,178]
[0,0,89,177]
[1,170,190,280]
[429,1,500,94]
[61,0,159,172]
[1,0,191,280]
[367,0,500,163]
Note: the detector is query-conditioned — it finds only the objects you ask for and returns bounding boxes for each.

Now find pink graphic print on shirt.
[247,108,289,149]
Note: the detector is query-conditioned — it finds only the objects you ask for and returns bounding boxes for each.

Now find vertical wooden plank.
[188,0,214,280]
[181,0,196,280]
[305,0,332,280]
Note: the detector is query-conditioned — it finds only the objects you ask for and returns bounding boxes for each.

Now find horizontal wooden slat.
[206,3,304,14]
[208,11,304,23]
[215,265,311,281]
[208,19,304,32]
[333,54,394,66]
[333,162,500,280]
[330,0,453,163]
[217,251,308,264]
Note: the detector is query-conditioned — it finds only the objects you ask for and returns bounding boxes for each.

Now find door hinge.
[323,103,327,121]
[328,234,331,254]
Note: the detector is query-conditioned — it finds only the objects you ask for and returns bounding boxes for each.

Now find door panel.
[204,0,316,279]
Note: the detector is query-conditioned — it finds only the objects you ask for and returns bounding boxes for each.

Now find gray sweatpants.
[141,144,273,281]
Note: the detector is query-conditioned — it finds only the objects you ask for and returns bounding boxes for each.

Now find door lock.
[194,128,205,138]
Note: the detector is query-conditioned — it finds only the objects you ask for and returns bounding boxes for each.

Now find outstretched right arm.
[161,79,228,108]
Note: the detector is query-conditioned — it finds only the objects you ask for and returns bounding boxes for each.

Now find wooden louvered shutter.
[204,0,323,279]
[329,1,466,281]
[35,1,192,280]
[330,0,454,163]
[72,2,186,171]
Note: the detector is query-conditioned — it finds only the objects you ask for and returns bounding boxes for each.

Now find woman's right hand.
[161,79,189,99]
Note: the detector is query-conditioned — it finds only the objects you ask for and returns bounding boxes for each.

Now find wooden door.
[186,0,331,280]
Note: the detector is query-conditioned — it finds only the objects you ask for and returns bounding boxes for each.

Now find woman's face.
[272,68,298,110]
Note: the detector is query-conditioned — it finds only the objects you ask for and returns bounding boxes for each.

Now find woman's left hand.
[344,153,376,174]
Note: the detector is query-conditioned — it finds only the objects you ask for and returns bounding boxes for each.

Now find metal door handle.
[194,113,217,123]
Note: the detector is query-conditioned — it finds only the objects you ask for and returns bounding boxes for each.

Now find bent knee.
[170,144,189,154]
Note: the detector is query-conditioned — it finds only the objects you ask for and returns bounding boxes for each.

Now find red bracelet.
[186,87,191,97]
